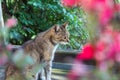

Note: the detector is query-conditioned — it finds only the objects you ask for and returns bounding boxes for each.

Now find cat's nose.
[67,39,69,42]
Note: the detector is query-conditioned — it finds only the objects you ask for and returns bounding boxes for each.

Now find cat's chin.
[59,42,68,45]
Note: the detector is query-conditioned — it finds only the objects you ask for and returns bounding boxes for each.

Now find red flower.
[76,43,95,60]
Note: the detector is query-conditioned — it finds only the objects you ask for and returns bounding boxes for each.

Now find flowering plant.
[62,0,120,80]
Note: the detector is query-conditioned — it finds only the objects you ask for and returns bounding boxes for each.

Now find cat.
[5,22,70,80]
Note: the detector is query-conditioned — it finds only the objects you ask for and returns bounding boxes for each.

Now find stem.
[0,0,4,28]
[0,1,8,45]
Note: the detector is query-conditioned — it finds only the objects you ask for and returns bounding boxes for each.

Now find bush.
[2,0,87,50]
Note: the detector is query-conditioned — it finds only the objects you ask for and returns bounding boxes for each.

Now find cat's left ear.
[53,25,60,33]
[62,22,68,29]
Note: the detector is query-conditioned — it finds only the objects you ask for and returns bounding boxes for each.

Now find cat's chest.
[52,44,58,54]
[48,44,59,61]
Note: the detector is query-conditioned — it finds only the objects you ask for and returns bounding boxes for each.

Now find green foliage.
[3,0,87,50]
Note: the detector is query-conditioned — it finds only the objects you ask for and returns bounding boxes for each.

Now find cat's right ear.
[53,25,60,33]
[62,22,68,29]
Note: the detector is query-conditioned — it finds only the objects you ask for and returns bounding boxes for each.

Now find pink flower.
[67,71,78,80]
[81,0,105,11]
[7,44,14,51]
[5,17,17,28]
[95,40,107,62]
[68,60,88,80]
[0,54,8,66]
[107,31,120,62]
[61,0,78,7]
[98,61,108,71]
[80,0,114,26]
[81,0,113,11]
[114,4,120,12]
[99,6,114,26]
[95,27,113,61]
[115,53,120,62]
[113,32,120,52]
[80,0,95,10]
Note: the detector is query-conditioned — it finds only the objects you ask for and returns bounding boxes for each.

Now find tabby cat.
[6,22,69,80]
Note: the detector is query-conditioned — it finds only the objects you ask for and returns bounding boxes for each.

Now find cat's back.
[21,31,48,53]
[22,40,35,52]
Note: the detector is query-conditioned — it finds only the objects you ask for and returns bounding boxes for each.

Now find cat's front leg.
[44,60,52,80]
[36,67,45,80]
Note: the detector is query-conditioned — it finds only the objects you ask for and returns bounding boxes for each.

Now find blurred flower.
[114,34,120,62]
[6,44,14,51]
[94,26,120,70]
[61,0,80,7]
[114,4,120,13]
[5,17,17,28]
[0,54,8,66]
[81,0,113,11]
[68,60,88,80]
[99,7,114,26]
[76,43,95,60]
[80,0,96,10]
[98,61,108,71]
[81,0,115,26]
[67,0,120,79]
[95,27,113,61]
[67,71,78,80]
[115,53,120,62]
[107,31,120,62]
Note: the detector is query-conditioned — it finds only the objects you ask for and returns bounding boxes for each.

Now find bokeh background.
[0,0,120,80]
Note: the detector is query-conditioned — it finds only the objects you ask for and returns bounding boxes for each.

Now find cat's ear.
[53,25,60,32]
[62,22,68,29]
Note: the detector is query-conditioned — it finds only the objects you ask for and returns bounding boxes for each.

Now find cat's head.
[51,22,70,45]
